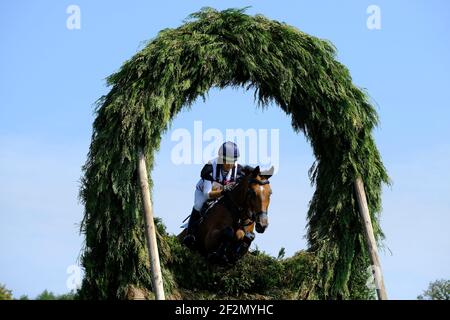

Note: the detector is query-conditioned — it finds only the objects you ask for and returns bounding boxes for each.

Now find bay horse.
[179,165,273,264]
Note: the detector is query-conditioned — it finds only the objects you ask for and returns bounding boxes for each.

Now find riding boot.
[183,208,201,248]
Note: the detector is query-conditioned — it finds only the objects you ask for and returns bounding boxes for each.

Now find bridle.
[223,177,270,227]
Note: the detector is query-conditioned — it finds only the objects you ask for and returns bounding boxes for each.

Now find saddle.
[180,197,222,229]
[200,197,222,217]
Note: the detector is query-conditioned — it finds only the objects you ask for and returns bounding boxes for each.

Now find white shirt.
[196,157,238,199]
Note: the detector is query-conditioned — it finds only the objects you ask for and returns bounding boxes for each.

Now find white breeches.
[194,188,208,211]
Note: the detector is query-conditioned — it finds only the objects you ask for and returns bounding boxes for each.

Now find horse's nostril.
[255,224,266,233]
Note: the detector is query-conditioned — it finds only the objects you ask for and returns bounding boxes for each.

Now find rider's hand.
[221,182,236,194]
[212,181,222,191]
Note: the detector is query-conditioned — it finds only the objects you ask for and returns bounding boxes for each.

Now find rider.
[183,141,245,248]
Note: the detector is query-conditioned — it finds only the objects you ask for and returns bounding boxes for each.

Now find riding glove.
[221,182,236,194]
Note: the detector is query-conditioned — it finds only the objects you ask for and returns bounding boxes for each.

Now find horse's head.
[244,165,274,233]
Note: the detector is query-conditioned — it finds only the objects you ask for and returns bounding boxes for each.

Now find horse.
[178,165,273,264]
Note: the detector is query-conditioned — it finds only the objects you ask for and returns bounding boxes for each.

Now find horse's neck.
[229,180,248,207]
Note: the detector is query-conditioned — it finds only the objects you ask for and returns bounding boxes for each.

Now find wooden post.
[137,148,165,300]
[354,177,388,300]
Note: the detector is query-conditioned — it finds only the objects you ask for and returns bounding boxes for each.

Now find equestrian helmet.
[218,141,240,163]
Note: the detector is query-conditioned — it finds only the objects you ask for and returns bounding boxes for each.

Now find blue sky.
[1,1,449,299]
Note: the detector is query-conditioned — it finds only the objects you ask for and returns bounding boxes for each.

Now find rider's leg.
[182,208,201,248]
[183,190,206,247]
[183,207,201,237]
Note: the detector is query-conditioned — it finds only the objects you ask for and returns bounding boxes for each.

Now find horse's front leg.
[205,226,234,264]
[234,230,255,258]
[204,228,222,253]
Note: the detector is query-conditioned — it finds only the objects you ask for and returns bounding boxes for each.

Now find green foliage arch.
[79,7,389,299]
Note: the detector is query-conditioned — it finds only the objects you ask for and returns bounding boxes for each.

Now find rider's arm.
[200,163,213,180]
[203,180,223,199]
[208,189,224,199]
[200,162,224,199]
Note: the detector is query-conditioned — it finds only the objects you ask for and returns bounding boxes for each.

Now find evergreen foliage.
[417,279,450,300]
[0,283,13,300]
[79,7,389,299]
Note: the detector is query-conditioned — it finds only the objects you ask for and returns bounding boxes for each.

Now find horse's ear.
[251,166,260,177]
[242,165,254,176]
[260,166,275,179]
